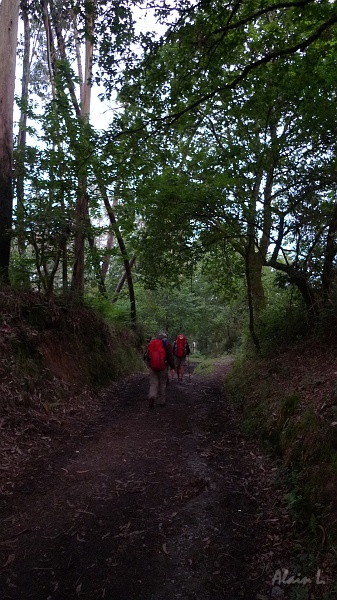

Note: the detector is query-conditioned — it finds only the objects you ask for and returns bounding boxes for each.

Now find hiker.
[162,334,175,385]
[173,333,190,383]
[145,332,175,409]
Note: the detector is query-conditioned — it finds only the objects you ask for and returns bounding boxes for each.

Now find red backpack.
[175,334,187,358]
[147,339,166,371]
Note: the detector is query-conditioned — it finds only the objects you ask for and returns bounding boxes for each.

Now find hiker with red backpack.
[145,332,175,409]
[173,333,190,383]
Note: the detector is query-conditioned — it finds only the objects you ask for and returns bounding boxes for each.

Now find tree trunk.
[290,271,317,313]
[268,257,317,313]
[101,231,114,283]
[47,0,95,297]
[16,0,31,258]
[245,238,261,351]
[322,201,337,298]
[47,0,135,312]
[0,0,19,283]
[244,145,265,322]
[111,257,136,303]
[246,242,265,315]
[98,184,137,324]
[71,182,89,297]
[70,2,95,297]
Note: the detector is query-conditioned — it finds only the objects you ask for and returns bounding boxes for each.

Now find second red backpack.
[175,334,187,358]
[148,339,166,371]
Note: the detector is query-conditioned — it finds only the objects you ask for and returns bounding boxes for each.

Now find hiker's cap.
[158,332,168,339]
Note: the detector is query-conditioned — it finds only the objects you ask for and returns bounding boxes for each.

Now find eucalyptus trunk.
[16,0,31,258]
[0,0,19,283]
[70,3,95,297]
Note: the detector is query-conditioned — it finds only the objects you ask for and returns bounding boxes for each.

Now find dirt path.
[0,360,292,600]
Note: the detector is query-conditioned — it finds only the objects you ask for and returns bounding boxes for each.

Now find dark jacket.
[162,338,175,369]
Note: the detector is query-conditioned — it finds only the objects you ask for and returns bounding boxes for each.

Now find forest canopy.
[1,0,337,350]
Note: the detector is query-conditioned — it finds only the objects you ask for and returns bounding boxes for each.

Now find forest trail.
[0,359,292,600]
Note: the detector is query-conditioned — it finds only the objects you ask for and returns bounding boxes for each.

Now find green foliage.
[132,263,247,355]
[9,250,36,291]
[10,0,337,351]
[85,293,133,327]
[256,270,310,356]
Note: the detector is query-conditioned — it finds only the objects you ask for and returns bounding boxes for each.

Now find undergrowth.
[0,286,145,411]
[224,333,337,597]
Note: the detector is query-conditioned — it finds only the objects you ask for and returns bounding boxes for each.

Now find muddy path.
[0,360,292,600]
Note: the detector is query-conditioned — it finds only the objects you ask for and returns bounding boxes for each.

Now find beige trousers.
[148,368,168,405]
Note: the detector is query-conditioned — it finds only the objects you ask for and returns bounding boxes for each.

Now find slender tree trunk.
[71,182,89,297]
[87,224,108,295]
[111,257,136,303]
[322,201,337,298]
[42,0,56,99]
[46,0,90,297]
[62,239,68,293]
[0,0,20,283]
[47,0,135,312]
[70,1,95,297]
[245,238,260,351]
[16,0,31,258]
[101,231,114,282]
[94,172,136,323]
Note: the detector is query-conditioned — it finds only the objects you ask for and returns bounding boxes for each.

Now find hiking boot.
[148,398,154,410]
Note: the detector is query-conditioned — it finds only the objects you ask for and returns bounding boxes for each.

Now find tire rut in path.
[0,359,290,600]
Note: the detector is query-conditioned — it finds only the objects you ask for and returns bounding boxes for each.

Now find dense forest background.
[1,0,337,352]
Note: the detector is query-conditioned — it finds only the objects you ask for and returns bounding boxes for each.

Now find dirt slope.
[0,360,298,600]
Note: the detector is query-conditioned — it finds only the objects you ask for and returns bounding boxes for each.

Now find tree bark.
[245,236,260,351]
[47,0,95,297]
[45,0,135,312]
[244,142,265,319]
[111,257,136,303]
[0,0,20,283]
[70,2,95,297]
[95,178,137,324]
[322,201,337,298]
[101,231,114,283]
[16,0,31,257]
